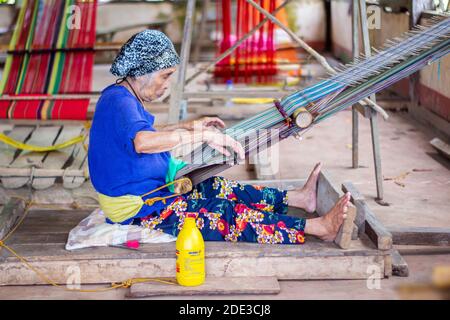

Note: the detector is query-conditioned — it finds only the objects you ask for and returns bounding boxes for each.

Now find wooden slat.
[0,198,26,240]
[316,171,357,249]
[334,204,357,249]
[0,125,35,168]
[342,181,392,250]
[316,170,341,217]
[2,126,61,189]
[388,227,450,246]
[365,210,393,250]
[430,137,450,160]
[342,181,366,231]
[127,276,280,298]
[391,250,409,277]
[63,134,88,189]
[32,125,84,190]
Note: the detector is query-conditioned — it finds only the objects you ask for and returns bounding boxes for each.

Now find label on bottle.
[177,249,204,276]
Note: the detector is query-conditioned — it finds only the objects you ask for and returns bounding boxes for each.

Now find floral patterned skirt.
[140,176,306,244]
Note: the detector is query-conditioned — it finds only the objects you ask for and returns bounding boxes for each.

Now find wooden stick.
[168,0,197,123]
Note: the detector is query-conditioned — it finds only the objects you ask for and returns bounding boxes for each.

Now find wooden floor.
[0,207,389,286]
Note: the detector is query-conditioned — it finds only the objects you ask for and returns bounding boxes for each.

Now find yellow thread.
[142,177,192,206]
[0,133,85,152]
[0,122,91,152]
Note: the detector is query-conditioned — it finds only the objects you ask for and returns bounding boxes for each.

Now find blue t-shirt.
[88,84,174,223]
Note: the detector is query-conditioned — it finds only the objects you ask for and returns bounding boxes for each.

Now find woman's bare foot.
[304,193,351,241]
[287,163,321,213]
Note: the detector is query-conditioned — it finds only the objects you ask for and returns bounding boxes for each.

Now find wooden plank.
[316,170,341,217]
[63,133,89,189]
[316,170,358,249]
[388,227,450,246]
[0,125,35,168]
[430,138,450,160]
[364,208,392,250]
[32,125,85,190]
[384,254,393,277]
[2,126,61,189]
[0,254,386,285]
[0,168,86,178]
[342,181,366,232]
[127,276,280,298]
[391,250,409,277]
[342,175,391,250]
[334,204,357,249]
[0,198,26,240]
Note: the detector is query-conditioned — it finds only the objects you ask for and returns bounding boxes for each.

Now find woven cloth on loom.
[0,0,97,120]
[179,16,450,184]
[215,0,280,83]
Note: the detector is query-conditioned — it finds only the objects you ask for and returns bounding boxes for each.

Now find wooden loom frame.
[167,0,390,201]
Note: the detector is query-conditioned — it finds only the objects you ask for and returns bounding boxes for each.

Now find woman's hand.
[201,117,226,130]
[185,117,226,131]
[203,130,245,160]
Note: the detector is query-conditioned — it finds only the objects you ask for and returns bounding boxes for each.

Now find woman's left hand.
[187,117,226,131]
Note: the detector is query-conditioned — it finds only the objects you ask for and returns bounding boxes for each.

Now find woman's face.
[139,67,177,101]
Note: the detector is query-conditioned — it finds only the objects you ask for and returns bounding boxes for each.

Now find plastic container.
[176,213,205,286]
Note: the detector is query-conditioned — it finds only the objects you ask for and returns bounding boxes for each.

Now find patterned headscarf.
[110,30,180,78]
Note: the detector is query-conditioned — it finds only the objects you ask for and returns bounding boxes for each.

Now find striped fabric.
[0,0,97,120]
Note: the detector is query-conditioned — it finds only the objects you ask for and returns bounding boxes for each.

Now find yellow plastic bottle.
[176,213,205,286]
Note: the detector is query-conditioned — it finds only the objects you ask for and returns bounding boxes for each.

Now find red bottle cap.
[126,240,140,249]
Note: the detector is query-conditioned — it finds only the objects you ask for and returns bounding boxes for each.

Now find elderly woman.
[88,30,350,245]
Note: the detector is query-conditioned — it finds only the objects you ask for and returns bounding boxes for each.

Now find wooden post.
[352,0,360,169]
[168,0,196,124]
[359,0,384,201]
[408,0,434,114]
[192,0,210,64]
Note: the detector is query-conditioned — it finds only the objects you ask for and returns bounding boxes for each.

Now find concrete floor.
[0,106,449,299]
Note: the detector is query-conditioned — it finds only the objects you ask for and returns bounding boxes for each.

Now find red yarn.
[214,0,278,84]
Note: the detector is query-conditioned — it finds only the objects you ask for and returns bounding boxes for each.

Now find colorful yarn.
[0,0,97,120]
[214,0,278,84]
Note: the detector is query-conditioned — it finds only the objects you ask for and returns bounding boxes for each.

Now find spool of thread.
[174,177,193,194]
[293,107,313,129]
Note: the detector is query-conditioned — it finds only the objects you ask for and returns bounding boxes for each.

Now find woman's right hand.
[203,130,245,160]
